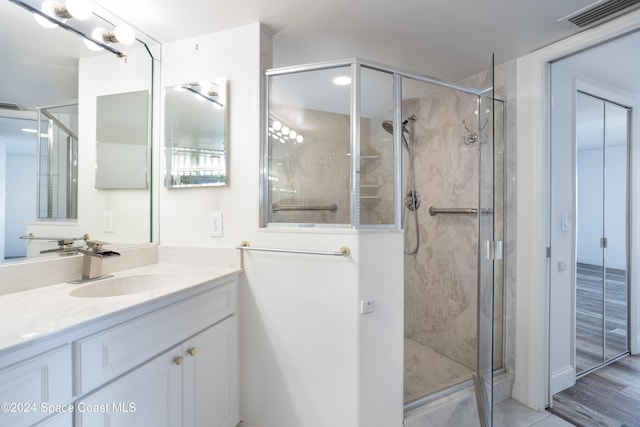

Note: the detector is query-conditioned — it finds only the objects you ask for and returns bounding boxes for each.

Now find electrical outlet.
[360,299,375,315]
[208,212,223,237]
[103,211,114,233]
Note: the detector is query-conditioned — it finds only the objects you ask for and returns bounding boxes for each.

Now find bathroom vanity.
[0,262,240,427]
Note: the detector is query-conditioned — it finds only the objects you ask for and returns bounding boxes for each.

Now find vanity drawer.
[0,346,72,427]
[74,278,236,394]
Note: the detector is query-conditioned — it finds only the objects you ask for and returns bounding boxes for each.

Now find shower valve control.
[360,299,375,315]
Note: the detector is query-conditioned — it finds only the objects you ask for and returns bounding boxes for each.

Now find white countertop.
[0,262,241,353]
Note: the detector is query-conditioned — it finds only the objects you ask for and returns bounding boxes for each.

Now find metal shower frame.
[260,57,489,230]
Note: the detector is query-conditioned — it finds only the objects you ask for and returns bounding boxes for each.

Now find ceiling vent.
[558,0,640,29]
[0,102,23,111]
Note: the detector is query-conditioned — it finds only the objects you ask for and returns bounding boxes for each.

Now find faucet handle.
[86,240,111,251]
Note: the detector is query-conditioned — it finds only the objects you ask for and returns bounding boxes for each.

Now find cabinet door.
[0,346,71,427]
[75,346,182,427]
[183,316,239,427]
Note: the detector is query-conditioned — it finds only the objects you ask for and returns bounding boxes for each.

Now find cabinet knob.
[187,347,197,356]
[173,356,184,365]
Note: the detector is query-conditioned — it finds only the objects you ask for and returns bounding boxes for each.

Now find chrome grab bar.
[236,241,350,257]
[272,204,338,212]
[428,207,477,216]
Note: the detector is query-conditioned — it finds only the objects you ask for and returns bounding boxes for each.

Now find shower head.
[382,116,415,152]
[381,120,410,135]
[382,120,395,135]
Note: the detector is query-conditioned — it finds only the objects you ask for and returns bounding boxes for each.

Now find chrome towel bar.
[236,241,350,257]
[272,204,338,212]
[428,207,494,216]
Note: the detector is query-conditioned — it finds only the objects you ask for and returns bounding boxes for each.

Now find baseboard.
[551,365,575,394]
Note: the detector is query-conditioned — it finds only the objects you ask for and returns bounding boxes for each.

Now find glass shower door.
[475,55,496,427]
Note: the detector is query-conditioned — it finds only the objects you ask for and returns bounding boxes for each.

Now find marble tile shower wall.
[269,103,393,226]
[402,90,484,370]
[269,104,372,225]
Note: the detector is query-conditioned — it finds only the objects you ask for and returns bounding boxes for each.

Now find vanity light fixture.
[33,0,91,28]
[179,82,225,108]
[97,24,136,45]
[9,0,137,57]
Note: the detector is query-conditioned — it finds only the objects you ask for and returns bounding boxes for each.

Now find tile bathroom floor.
[404,337,474,402]
[494,399,575,427]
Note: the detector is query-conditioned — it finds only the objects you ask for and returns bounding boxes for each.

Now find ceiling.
[94,0,599,80]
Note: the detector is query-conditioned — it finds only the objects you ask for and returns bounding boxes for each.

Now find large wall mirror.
[0,0,159,262]
[164,79,228,187]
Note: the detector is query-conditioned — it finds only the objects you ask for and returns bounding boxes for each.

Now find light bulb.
[296,135,304,143]
[114,24,136,45]
[34,0,59,28]
[281,126,290,135]
[289,130,297,139]
[65,0,91,20]
[272,121,282,131]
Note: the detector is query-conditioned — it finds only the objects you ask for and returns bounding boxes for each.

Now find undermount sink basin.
[70,274,183,298]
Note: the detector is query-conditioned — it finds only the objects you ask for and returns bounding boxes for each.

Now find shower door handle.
[485,240,503,261]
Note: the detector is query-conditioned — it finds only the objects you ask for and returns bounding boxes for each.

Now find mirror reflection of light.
[272,121,282,131]
[34,0,61,28]
[113,24,135,45]
[332,75,352,86]
[84,37,103,51]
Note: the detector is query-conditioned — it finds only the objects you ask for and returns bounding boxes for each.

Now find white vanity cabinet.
[0,346,72,427]
[75,317,239,427]
[182,316,239,427]
[74,277,240,427]
[75,345,183,426]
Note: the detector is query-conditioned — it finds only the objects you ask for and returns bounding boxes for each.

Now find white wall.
[76,47,153,244]
[548,63,576,395]
[5,152,36,258]
[161,23,404,427]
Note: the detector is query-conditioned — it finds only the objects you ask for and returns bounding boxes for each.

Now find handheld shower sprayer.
[381,115,416,152]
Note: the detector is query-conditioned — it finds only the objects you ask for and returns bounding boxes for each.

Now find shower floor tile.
[404,337,474,403]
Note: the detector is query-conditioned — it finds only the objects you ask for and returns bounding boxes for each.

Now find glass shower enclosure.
[262,58,503,426]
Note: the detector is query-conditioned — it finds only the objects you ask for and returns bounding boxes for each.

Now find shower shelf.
[361,155,380,160]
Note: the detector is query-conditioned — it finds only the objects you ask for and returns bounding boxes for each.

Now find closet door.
[603,101,629,362]
[575,92,605,375]
[575,91,629,376]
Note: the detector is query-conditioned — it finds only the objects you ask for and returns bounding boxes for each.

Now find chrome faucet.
[77,241,120,281]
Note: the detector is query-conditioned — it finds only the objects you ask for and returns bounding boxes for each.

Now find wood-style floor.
[549,354,640,427]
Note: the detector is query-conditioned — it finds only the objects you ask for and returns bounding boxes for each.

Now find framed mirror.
[164,78,228,188]
[95,90,150,189]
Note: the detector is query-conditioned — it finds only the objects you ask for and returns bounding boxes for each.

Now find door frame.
[514,10,640,411]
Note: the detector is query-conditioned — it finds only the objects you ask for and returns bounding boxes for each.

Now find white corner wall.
[161,23,404,426]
